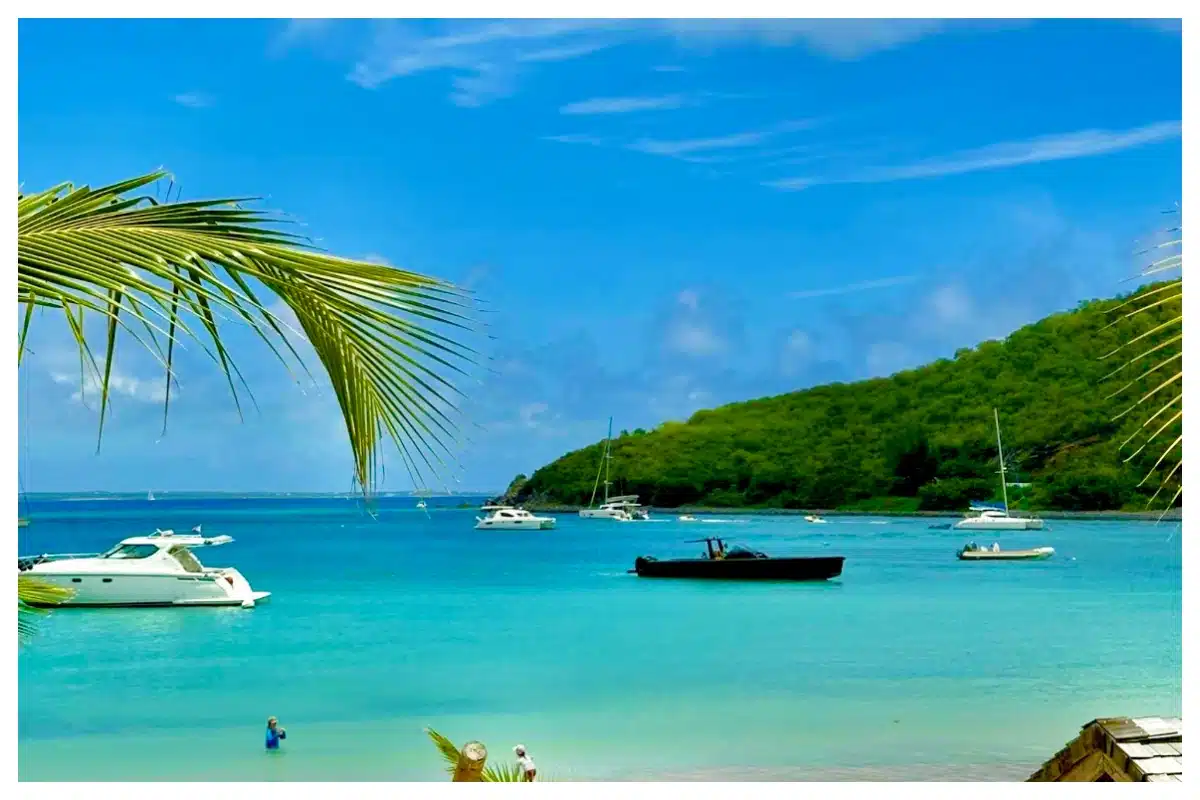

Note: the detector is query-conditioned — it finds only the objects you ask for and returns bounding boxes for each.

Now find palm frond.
[424,727,463,776]
[423,728,528,781]
[17,171,482,494]
[1103,209,1183,512]
[18,576,73,643]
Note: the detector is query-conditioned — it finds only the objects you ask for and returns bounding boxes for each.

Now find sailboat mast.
[994,407,1010,514]
[603,416,613,503]
[587,417,613,508]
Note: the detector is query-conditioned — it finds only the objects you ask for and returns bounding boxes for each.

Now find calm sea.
[18,496,1182,781]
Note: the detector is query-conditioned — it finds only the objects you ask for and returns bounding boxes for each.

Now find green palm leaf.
[423,728,529,781]
[17,171,480,493]
[1103,209,1183,511]
[18,576,73,643]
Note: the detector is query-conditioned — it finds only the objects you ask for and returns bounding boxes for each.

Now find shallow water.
[18,497,1182,781]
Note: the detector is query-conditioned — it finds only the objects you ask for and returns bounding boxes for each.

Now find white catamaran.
[955,409,1045,531]
[579,418,649,521]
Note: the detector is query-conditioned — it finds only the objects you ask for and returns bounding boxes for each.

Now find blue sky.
[17,18,1182,493]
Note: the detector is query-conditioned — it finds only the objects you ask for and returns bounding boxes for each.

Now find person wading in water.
[513,744,537,781]
[265,717,287,751]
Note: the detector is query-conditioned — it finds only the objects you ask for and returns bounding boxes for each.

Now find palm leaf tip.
[1103,212,1183,513]
[18,171,485,496]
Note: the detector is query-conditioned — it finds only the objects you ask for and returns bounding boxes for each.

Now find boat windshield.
[101,544,159,559]
[725,545,766,560]
[168,545,204,573]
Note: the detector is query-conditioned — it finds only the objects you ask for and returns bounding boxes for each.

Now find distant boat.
[678,515,698,522]
[632,537,844,581]
[804,515,828,524]
[147,491,156,502]
[955,409,1043,531]
[958,542,1054,561]
[475,505,556,531]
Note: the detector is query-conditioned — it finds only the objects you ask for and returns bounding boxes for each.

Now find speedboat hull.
[958,547,1054,561]
[21,567,269,607]
[634,555,844,581]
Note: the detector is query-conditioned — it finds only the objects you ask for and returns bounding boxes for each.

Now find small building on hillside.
[1028,716,1182,782]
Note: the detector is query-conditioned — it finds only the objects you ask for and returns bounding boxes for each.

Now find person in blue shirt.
[265,717,287,750]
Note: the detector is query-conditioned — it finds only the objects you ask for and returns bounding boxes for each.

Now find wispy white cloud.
[173,92,213,109]
[767,121,1182,191]
[283,18,984,105]
[517,41,612,63]
[664,289,727,357]
[346,19,616,96]
[518,401,549,428]
[630,131,772,157]
[560,93,691,115]
[662,19,949,59]
[541,133,607,147]
[449,63,516,107]
[790,275,921,300]
[630,119,818,159]
[51,369,169,406]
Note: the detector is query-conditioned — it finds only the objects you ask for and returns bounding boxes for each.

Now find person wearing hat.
[513,744,536,781]
[265,717,287,750]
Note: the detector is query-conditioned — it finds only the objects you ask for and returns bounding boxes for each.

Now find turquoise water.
[19,498,1181,781]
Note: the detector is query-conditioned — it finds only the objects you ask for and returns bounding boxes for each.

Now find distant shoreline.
[523,504,1181,522]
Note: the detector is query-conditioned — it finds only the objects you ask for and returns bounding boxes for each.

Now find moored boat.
[957,542,1054,561]
[475,505,556,530]
[18,528,268,607]
[804,514,828,524]
[954,409,1044,530]
[633,537,844,581]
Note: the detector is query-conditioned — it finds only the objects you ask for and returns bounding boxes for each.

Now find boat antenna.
[994,407,1010,515]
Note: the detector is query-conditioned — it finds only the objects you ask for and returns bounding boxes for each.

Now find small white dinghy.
[957,542,1054,561]
[804,515,828,524]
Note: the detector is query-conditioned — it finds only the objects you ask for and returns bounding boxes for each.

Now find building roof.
[1028,716,1182,782]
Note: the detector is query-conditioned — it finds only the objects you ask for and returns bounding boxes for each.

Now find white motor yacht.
[18,528,269,608]
[954,409,1044,531]
[804,515,828,524]
[475,505,556,530]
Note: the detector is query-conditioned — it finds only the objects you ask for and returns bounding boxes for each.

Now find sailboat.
[578,418,647,520]
[147,490,156,502]
[955,409,1044,531]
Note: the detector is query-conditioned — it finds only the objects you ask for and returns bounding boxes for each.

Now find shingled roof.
[1028,716,1182,782]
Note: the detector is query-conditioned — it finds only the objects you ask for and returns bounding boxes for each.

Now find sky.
[16,18,1183,493]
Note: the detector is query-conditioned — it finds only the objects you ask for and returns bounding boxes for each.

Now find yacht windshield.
[102,544,159,559]
[168,545,204,573]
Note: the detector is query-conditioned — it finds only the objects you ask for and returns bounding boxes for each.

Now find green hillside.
[516,284,1182,512]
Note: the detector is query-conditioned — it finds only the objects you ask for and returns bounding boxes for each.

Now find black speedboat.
[632,537,844,581]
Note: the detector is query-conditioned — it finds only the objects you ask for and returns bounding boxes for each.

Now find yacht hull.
[579,509,623,519]
[955,518,1044,530]
[474,518,556,530]
[22,568,267,607]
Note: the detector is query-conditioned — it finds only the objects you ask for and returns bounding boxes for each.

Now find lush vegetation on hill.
[516,285,1182,512]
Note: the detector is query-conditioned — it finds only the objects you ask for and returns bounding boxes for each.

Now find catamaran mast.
[603,417,612,503]
[587,417,613,508]
[994,407,1010,515]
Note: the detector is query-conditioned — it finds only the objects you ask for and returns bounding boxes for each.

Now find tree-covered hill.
[516,285,1182,512]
